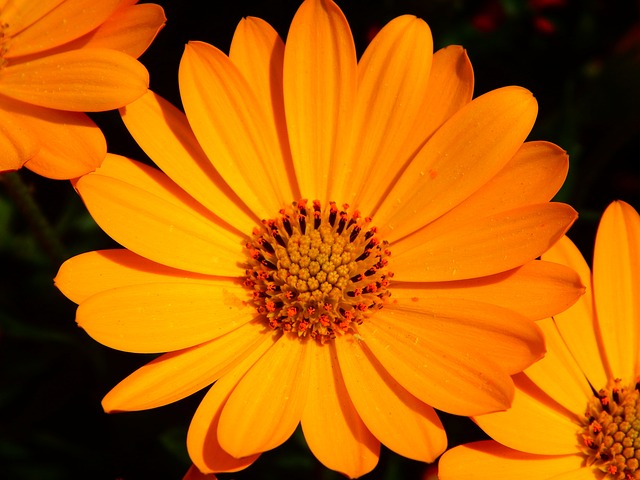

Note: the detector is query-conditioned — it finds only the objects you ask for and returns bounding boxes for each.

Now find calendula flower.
[55,0,583,477]
[0,0,165,179]
[439,200,640,480]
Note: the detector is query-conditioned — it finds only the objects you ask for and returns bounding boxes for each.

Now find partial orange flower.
[183,464,216,480]
[0,0,165,179]
[439,200,640,480]
[55,0,583,477]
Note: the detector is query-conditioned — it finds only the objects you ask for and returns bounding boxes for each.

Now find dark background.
[1,0,639,479]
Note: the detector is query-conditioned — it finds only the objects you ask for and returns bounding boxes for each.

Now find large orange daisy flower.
[439,200,640,480]
[0,0,165,179]
[55,0,584,477]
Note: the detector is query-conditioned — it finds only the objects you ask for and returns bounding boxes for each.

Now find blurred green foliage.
[1,0,638,479]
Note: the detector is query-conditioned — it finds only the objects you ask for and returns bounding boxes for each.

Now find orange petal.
[335,335,447,462]
[401,45,474,157]
[337,15,433,207]
[75,155,243,276]
[361,309,516,416]
[187,335,275,473]
[439,441,586,480]
[301,340,379,478]
[542,235,608,388]
[102,320,267,412]
[4,0,120,57]
[523,318,593,415]
[182,464,217,480]
[362,46,473,212]
[283,0,356,201]
[218,333,310,457]
[393,259,584,321]
[55,249,223,304]
[426,140,569,226]
[68,2,166,58]
[77,281,254,353]
[373,86,538,242]
[593,200,640,383]
[474,374,581,455]
[0,1,62,41]
[120,90,258,234]
[0,107,39,172]
[229,17,296,199]
[384,296,545,375]
[0,96,106,178]
[0,48,148,111]
[392,203,577,281]
[179,41,293,220]
[229,17,284,117]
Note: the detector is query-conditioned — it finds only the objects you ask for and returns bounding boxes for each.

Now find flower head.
[0,0,165,179]
[55,0,583,477]
[439,200,640,480]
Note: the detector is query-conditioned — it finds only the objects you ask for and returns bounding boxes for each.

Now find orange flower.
[0,0,165,179]
[439,200,640,480]
[183,464,216,480]
[55,0,583,477]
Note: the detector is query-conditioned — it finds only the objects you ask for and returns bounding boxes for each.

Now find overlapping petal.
[75,154,243,276]
[337,15,433,206]
[439,441,586,480]
[392,203,577,281]
[373,86,538,240]
[593,200,640,382]
[3,0,120,57]
[391,296,544,374]
[361,305,519,416]
[102,320,267,412]
[0,108,39,172]
[0,48,149,111]
[425,141,569,227]
[67,2,166,58]
[179,41,294,219]
[187,338,275,473]
[400,45,474,158]
[335,335,447,462]
[77,281,254,353]
[473,373,582,456]
[0,0,63,41]
[393,259,584,321]
[542,235,609,388]
[522,319,593,416]
[0,96,105,178]
[301,341,379,478]
[55,249,220,304]
[120,91,258,234]
[347,45,474,208]
[228,17,296,196]
[218,334,310,457]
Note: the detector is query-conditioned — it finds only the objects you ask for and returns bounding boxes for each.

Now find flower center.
[581,379,640,479]
[243,200,392,344]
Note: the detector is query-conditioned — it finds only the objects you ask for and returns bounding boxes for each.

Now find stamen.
[244,200,392,344]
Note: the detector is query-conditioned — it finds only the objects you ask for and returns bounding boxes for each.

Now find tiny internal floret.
[244,200,392,343]
[580,379,640,479]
